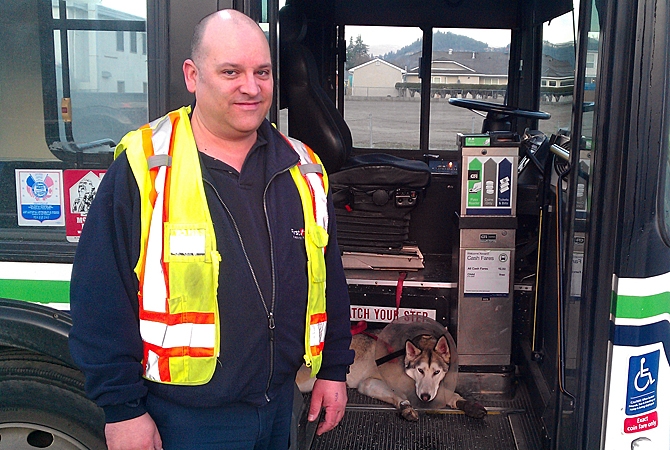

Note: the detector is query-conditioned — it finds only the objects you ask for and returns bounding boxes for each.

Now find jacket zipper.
[203,177,276,402]
[261,167,292,400]
[204,166,292,402]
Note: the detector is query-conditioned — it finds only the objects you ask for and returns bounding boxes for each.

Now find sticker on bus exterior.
[15,169,65,226]
[64,170,105,242]
[625,351,659,417]
[604,272,670,450]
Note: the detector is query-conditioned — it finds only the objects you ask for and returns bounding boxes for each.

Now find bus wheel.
[0,352,106,450]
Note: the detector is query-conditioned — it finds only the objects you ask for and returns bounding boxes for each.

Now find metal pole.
[369,113,373,147]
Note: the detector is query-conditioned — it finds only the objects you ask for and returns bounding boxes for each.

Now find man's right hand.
[104,412,162,450]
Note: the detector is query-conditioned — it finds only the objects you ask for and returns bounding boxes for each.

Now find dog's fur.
[297,322,486,421]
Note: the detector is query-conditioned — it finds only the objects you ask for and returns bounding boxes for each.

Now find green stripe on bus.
[0,279,70,304]
[615,292,670,319]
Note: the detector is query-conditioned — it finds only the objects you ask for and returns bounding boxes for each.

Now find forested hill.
[382,31,494,64]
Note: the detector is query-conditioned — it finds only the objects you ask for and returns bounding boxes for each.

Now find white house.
[348,58,405,97]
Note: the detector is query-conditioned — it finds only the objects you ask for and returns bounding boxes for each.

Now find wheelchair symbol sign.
[625,350,660,416]
[634,358,655,391]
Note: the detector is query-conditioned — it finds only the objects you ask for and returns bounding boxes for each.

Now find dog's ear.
[435,335,451,361]
[405,339,422,359]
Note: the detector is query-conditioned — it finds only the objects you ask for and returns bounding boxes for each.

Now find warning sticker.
[64,170,105,242]
[350,306,436,323]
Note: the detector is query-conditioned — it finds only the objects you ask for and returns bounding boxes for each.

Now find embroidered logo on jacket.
[291,228,305,240]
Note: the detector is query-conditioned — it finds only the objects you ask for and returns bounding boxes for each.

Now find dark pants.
[146,382,294,450]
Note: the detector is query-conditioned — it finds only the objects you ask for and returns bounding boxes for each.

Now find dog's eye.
[418,368,424,375]
[433,370,441,376]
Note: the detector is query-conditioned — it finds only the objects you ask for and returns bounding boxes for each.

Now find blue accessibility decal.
[625,350,659,416]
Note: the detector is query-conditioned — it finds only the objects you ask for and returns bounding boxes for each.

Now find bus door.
[545,0,670,448]
[587,0,670,448]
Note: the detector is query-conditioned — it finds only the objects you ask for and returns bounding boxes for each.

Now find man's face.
[185,18,273,141]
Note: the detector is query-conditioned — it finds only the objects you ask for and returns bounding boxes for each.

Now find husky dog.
[297,315,486,421]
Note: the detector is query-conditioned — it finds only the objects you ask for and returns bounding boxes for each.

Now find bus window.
[661,38,670,244]
[429,28,511,149]
[0,0,146,259]
[343,26,422,149]
[1,1,51,161]
[53,1,148,146]
[538,7,577,136]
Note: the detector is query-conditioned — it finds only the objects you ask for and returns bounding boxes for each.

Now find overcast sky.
[348,8,577,56]
[99,0,577,56]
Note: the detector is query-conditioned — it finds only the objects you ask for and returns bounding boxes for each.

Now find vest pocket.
[163,224,210,262]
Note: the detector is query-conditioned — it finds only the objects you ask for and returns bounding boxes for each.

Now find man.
[69,9,354,450]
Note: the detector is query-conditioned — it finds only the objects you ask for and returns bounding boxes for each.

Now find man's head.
[183,10,272,142]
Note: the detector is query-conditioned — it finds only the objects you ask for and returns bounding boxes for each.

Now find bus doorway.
[274,0,576,448]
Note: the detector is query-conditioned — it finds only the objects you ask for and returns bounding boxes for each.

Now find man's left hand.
[307,379,348,435]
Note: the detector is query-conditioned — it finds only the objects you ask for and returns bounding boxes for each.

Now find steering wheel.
[448,98,550,133]
[448,98,551,120]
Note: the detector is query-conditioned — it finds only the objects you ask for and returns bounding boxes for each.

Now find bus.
[0,0,667,449]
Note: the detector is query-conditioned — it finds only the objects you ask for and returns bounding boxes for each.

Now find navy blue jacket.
[68,120,354,423]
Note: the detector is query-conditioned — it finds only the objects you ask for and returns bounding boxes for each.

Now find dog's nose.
[420,393,431,402]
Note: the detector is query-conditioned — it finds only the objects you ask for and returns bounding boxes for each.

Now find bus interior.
[276,1,584,448]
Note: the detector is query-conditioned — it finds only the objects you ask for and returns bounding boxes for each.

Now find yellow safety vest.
[115,106,328,384]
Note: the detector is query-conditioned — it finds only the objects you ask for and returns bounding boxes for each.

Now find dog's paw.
[399,400,419,421]
[456,400,487,419]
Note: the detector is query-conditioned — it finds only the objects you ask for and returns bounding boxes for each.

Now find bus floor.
[292,378,544,450]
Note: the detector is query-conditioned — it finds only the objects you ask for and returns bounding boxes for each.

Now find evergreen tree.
[346,35,372,69]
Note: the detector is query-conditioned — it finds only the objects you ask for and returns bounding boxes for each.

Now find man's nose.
[239,71,261,96]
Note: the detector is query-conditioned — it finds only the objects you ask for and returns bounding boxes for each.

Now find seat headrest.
[279,5,307,44]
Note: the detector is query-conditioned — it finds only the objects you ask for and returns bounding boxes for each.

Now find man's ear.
[183,59,198,94]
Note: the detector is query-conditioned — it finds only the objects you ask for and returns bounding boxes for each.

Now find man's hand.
[105,412,162,450]
[307,379,348,435]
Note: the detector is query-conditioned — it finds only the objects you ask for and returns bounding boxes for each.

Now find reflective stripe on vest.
[116,106,328,384]
[286,137,329,377]
[116,106,221,385]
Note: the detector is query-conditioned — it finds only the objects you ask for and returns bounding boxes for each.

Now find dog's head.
[403,334,451,403]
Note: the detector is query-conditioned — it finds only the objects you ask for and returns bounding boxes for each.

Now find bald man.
[69,10,354,449]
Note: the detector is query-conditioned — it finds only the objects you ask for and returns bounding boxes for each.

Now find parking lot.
[342,96,573,149]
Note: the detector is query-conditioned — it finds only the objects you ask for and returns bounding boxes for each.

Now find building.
[347,58,406,97]
[399,50,510,98]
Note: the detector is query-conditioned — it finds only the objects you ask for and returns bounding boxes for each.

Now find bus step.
[300,382,543,450]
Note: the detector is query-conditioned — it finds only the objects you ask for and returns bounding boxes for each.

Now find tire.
[0,350,106,450]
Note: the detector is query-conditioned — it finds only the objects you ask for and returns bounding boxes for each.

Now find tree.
[346,35,372,69]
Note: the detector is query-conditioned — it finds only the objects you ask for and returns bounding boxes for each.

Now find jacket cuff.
[315,364,349,382]
[103,397,147,423]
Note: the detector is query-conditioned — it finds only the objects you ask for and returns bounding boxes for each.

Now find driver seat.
[279,5,431,254]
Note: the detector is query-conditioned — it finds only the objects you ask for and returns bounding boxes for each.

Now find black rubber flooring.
[297,381,544,450]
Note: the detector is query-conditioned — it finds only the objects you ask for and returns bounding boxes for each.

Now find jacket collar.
[196,119,301,187]
[257,119,300,180]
